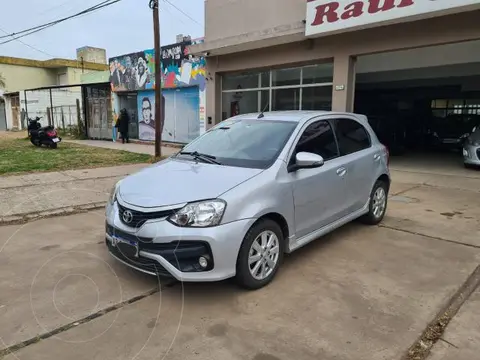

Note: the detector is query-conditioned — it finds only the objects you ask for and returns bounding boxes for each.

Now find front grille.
[106,240,171,277]
[476,149,480,160]
[118,203,180,228]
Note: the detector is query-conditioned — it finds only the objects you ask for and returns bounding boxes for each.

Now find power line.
[0,27,57,58]
[162,0,202,27]
[0,0,122,45]
[0,0,115,40]
[37,0,76,16]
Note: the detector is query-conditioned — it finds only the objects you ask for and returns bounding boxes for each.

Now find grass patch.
[0,137,154,176]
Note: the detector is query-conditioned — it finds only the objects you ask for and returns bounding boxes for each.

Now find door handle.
[373,154,381,161]
[336,167,347,177]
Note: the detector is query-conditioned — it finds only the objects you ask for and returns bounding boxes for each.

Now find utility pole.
[149,0,162,157]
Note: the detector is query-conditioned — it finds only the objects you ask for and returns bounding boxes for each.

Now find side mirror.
[288,152,324,172]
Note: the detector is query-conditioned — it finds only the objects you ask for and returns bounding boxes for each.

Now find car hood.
[118,158,263,208]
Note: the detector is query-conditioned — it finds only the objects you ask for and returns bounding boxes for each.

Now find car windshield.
[176,119,298,169]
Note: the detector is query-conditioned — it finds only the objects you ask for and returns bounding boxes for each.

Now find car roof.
[229,111,367,124]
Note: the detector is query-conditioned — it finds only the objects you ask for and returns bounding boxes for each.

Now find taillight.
[47,130,57,137]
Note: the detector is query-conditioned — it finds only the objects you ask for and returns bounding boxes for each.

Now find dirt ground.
[0,164,479,360]
[0,130,26,140]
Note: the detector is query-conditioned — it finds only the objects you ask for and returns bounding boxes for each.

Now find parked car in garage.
[426,114,479,151]
[105,111,390,289]
[463,125,480,168]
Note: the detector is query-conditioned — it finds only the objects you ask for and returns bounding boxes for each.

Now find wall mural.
[109,40,206,92]
[109,38,207,141]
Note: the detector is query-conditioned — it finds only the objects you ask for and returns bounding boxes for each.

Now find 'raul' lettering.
[311,0,415,26]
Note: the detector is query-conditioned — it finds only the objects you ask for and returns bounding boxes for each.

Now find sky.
[0,0,205,61]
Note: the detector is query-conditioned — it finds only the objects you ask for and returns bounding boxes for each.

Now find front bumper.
[105,201,256,282]
[463,145,480,165]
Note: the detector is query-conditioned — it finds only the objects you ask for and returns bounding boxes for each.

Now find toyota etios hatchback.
[106,111,390,289]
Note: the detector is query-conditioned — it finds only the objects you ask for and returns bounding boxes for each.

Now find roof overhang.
[0,56,108,71]
[188,21,306,57]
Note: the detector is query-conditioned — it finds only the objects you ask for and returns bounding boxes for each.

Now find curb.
[402,264,480,360]
[0,202,107,226]
[113,139,183,148]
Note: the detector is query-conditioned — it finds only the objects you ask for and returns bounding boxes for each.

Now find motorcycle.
[27,117,62,149]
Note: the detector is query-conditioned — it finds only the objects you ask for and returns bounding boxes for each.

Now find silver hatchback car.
[463,125,480,168]
[105,111,390,289]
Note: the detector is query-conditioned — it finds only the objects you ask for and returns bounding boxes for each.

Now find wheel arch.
[249,212,290,251]
[377,173,391,192]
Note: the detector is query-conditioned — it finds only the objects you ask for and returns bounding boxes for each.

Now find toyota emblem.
[122,210,134,224]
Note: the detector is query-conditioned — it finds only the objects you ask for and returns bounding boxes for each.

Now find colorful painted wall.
[109,38,206,140]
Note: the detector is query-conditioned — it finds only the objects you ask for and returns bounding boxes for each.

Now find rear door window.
[332,118,371,156]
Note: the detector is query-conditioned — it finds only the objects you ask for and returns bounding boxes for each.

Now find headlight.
[108,181,121,205]
[168,199,226,227]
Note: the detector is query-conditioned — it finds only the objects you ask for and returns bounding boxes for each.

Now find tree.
[0,72,5,89]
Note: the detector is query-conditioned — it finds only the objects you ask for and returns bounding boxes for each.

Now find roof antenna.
[257,102,269,119]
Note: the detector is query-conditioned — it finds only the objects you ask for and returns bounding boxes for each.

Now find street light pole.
[149,0,162,158]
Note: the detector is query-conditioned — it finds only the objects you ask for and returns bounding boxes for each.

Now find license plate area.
[52,138,60,143]
[112,236,139,258]
[117,243,138,259]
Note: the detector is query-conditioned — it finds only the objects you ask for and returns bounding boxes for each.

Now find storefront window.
[302,63,333,84]
[221,63,333,117]
[261,72,270,87]
[222,91,259,119]
[302,86,333,111]
[272,67,301,87]
[259,90,269,112]
[223,71,261,90]
[272,88,300,111]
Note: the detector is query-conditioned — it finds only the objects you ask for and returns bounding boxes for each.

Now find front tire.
[31,138,41,147]
[361,180,388,225]
[236,219,284,290]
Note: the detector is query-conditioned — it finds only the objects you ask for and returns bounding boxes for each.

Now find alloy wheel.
[248,230,280,281]
[372,187,386,218]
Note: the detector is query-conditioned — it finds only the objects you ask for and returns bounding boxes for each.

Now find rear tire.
[50,142,58,149]
[235,219,284,290]
[361,180,388,225]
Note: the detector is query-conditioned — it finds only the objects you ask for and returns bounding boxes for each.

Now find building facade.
[0,48,107,130]
[109,38,206,144]
[189,0,480,131]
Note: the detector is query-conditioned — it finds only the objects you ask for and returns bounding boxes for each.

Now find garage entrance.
[355,40,480,171]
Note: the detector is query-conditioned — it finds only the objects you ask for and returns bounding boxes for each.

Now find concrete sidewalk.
[430,287,480,360]
[65,139,180,156]
[0,164,148,224]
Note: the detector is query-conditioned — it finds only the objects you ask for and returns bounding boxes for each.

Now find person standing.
[112,116,118,142]
[116,108,130,143]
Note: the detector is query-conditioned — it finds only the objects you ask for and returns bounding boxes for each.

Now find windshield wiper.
[178,151,221,165]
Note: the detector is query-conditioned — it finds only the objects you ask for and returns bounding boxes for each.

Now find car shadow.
[166,221,364,302]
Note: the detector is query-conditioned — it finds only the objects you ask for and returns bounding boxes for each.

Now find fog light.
[463,149,468,157]
[198,256,208,269]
